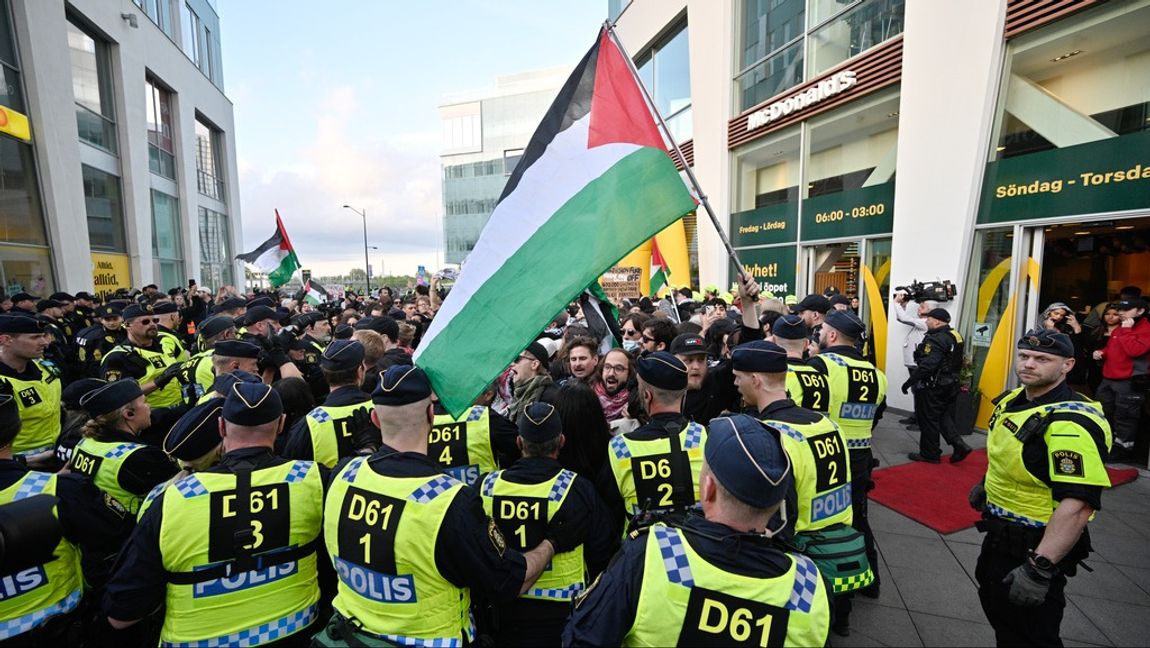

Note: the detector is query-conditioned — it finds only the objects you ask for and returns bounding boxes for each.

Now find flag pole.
[602,21,746,281]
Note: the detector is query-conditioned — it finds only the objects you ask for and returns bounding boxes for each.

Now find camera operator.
[892,291,937,427]
[901,308,972,464]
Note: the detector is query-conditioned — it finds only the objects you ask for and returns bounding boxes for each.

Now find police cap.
[372,365,432,406]
[34,298,62,311]
[62,378,108,409]
[637,351,688,391]
[74,292,96,301]
[241,305,277,326]
[274,307,293,325]
[164,397,224,461]
[771,314,808,341]
[214,340,261,359]
[0,394,19,433]
[321,339,365,371]
[333,324,354,340]
[824,309,866,339]
[10,292,35,304]
[829,294,852,308]
[1017,328,1074,358]
[669,334,707,356]
[292,312,325,328]
[355,316,400,343]
[96,304,122,319]
[198,315,236,340]
[152,301,179,315]
[212,297,247,314]
[925,308,951,323]
[731,340,788,374]
[704,414,793,509]
[121,304,155,320]
[79,379,144,417]
[222,381,283,426]
[247,296,276,309]
[0,314,45,334]
[793,294,831,314]
[518,402,562,443]
[49,292,75,303]
[211,370,262,397]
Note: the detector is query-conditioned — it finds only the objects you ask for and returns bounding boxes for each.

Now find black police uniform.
[483,456,616,647]
[281,384,375,462]
[36,315,73,379]
[682,325,763,423]
[75,324,126,378]
[906,323,968,461]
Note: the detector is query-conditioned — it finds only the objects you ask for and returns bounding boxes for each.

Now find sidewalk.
[838,416,1150,647]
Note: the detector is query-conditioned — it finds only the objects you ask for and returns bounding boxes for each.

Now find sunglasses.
[133,317,160,325]
[622,328,638,335]
[641,335,656,343]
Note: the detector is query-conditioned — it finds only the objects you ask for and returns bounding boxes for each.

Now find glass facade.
[146,78,176,179]
[67,19,117,154]
[195,117,225,200]
[151,190,183,290]
[736,0,905,112]
[83,165,126,252]
[198,206,232,289]
[636,22,692,142]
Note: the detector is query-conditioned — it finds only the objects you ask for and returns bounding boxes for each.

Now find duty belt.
[846,438,871,449]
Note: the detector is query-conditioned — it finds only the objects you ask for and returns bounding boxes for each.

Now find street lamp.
[342,205,371,294]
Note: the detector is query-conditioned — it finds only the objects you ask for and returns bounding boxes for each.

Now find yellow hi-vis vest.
[625,524,830,647]
[303,398,374,469]
[0,472,83,641]
[762,416,853,533]
[326,458,474,646]
[70,436,159,515]
[819,353,887,448]
[985,388,1112,527]
[608,421,706,519]
[480,467,584,601]
[0,360,62,455]
[430,407,497,484]
[177,349,215,404]
[103,343,184,408]
[158,330,189,363]
[157,460,323,647]
[785,364,831,414]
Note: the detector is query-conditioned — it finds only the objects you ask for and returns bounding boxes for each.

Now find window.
[0,134,48,246]
[181,3,201,66]
[636,23,692,142]
[151,191,183,290]
[136,0,173,34]
[203,25,214,80]
[198,207,232,288]
[146,78,176,179]
[67,19,117,153]
[503,148,523,175]
[83,165,126,252]
[441,102,482,155]
[195,117,225,200]
[807,0,905,78]
[806,91,899,197]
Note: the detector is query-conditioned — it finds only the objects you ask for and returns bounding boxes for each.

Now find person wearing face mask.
[564,414,831,647]
[619,313,650,355]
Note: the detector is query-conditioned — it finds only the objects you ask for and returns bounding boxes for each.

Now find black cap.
[35,299,63,312]
[1017,328,1075,358]
[637,351,688,390]
[96,304,122,319]
[222,381,283,426]
[242,305,277,326]
[152,301,179,315]
[74,291,95,301]
[79,379,143,417]
[1116,298,1148,311]
[211,370,262,396]
[333,324,354,340]
[212,297,247,313]
[670,333,707,356]
[793,294,831,314]
[213,340,261,359]
[62,378,108,409]
[247,296,276,309]
[11,292,35,304]
[49,292,75,302]
[198,315,236,340]
[121,304,155,320]
[355,316,400,342]
[771,314,808,341]
[292,312,325,328]
[0,315,45,334]
[164,397,224,461]
[274,307,292,325]
[731,340,788,373]
[824,309,866,339]
[372,365,432,406]
[518,402,562,443]
[705,415,792,509]
[523,341,550,367]
[0,394,20,433]
[829,294,851,308]
[925,308,952,323]
[321,340,365,371]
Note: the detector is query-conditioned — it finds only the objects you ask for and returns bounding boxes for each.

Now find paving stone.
[875,531,967,576]
[944,540,981,583]
[1114,564,1150,596]
[1068,560,1150,606]
[943,526,983,545]
[908,611,996,647]
[887,565,986,623]
[1060,596,1113,646]
[837,601,923,647]
[1090,530,1150,567]
[1066,595,1150,647]
[869,503,939,539]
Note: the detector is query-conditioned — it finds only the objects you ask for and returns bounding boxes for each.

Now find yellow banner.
[0,105,31,142]
[91,253,132,298]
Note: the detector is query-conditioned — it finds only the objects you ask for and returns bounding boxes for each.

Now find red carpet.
[868,449,1139,534]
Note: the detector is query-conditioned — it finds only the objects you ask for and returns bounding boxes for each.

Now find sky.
[219,1,606,279]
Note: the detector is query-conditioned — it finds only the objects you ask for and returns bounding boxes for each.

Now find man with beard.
[565,337,600,384]
[594,348,633,421]
[101,304,185,408]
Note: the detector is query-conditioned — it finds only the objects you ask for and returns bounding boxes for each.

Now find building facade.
[439,67,568,265]
[0,0,241,298]
[612,0,1150,423]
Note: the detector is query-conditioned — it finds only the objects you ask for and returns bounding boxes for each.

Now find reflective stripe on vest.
[609,422,706,519]
[625,525,830,647]
[305,399,373,468]
[481,468,584,601]
[326,457,473,644]
[0,361,62,453]
[430,407,496,484]
[105,344,185,407]
[70,437,152,514]
[158,461,323,646]
[820,354,887,443]
[0,471,83,640]
[764,417,853,533]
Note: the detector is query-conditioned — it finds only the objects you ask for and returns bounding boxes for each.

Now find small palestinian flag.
[304,279,328,306]
[236,210,300,288]
[650,237,671,296]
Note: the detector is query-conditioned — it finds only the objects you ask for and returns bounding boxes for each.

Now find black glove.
[118,352,152,379]
[968,482,986,512]
[273,328,297,352]
[348,408,380,455]
[545,513,587,554]
[901,378,914,394]
[152,363,184,389]
[1003,557,1055,606]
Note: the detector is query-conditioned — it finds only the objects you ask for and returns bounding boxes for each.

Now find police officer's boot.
[950,440,973,464]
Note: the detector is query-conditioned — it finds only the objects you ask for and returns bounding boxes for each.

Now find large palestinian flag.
[236,210,300,288]
[416,28,696,415]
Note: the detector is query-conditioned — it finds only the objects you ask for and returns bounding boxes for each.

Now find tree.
[347,268,366,281]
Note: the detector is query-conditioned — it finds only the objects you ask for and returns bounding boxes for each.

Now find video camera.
[895,279,957,303]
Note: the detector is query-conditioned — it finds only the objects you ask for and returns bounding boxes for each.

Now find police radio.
[0,495,64,576]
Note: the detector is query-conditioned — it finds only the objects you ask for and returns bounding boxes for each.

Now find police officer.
[316,365,564,646]
[771,314,831,414]
[600,351,707,533]
[240,305,303,382]
[282,339,378,467]
[733,339,870,636]
[0,394,133,644]
[431,395,519,485]
[71,380,176,516]
[903,307,973,464]
[808,308,887,597]
[564,414,832,646]
[34,298,73,377]
[0,314,62,467]
[105,381,327,646]
[72,291,98,331]
[135,396,228,521]
[152,301,189,362]
[74,304,126,378]
[479,402,615,646]
[190,340,262,404]
[101,304,185,409]
[174,314,236,403]
[969,329,1111,646]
